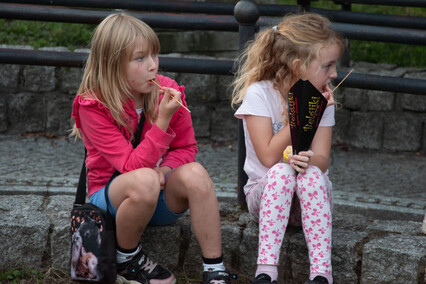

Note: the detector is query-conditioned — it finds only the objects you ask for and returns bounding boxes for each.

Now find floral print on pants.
[245,163,333,282]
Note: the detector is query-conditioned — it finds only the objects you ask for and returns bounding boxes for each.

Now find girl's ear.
[291,59,300,75]
[292,58,309,81]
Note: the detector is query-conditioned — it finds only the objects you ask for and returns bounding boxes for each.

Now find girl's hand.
[153,166,172,188]
[156,87,182,131]
[322,84,335,106]
[153,167,166,188]
[289,150,314,174]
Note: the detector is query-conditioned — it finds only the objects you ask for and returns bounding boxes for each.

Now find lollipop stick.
[333,68,354,92]
[151,79,163,89]
[151,79,191,113]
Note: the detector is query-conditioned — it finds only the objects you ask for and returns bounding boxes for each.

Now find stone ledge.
[0,195,424,283]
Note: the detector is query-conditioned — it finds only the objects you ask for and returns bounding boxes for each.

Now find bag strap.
[132,112,145,148]
[74,112,146,206]
[74,148,88,206]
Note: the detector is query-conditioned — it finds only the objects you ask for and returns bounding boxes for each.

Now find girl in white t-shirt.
[232,13,345,284]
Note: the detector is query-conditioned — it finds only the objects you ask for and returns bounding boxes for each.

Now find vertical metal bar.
[341,41,351,67]
[234,0,259,206]
[297,0,311,12]
[341,0,352,11]
[341,0,351,66]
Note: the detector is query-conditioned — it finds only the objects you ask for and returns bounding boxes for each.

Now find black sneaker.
[253,273,277,284]
[203,270,237,284]
[304,276,329,284]
[116,247,176,284]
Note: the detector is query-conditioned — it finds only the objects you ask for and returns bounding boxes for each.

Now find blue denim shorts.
[89,172,186,226]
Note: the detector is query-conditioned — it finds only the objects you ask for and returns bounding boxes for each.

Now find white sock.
[255,265,278,282]
[203,261,226,272]
[116,245,142,264]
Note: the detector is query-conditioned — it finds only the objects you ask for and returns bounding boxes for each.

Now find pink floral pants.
[245,163,333,281]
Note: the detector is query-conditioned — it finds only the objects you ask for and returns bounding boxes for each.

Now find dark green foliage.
[0,3,425,67]
[0,19,95,50]
[279,1,426,67]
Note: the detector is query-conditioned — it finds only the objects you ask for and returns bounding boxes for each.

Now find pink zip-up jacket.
[72,75,198,196]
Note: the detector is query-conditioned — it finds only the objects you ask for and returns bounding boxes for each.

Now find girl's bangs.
[127,33,160,60]
[145,31,160,54]
[136,21,160,55]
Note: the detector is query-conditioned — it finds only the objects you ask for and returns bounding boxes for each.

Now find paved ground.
[0,134,424,221]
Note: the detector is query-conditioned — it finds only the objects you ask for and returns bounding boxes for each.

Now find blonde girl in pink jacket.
[71,13,234,284]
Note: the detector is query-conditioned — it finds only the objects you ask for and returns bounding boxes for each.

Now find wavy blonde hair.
[231,13,345,124]
[71,13,160,139]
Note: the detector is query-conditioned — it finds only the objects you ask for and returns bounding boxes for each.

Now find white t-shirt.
[235,80,335,194]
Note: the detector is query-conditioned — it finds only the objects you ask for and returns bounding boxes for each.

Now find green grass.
[349,41,425,67]
[0,3,425,67]
[0,268,46,284]
[0,20,95,50]
[310,1,425,17]
[282,0,426,67]
[311,1,426,67]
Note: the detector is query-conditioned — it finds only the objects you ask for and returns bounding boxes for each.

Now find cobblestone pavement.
[0,134,424,219]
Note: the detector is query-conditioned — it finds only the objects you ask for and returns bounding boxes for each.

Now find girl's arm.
[157,75,198,169]
[309,126,332,173]
[245,115,291,168]
[78,101,174,172]
[246,114,332,173]
[159,106,198,169]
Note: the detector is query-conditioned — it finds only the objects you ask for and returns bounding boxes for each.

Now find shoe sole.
[115,274,177,284]
[115,275,140,284]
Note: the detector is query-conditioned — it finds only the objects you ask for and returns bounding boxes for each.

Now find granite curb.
[0,135,425,283]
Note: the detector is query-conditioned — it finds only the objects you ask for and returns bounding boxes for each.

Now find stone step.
[0,135,425,283]
[0,194,424,283]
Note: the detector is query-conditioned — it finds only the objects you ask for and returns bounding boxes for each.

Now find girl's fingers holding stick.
[151,79,191,113]
[322,85,335,106]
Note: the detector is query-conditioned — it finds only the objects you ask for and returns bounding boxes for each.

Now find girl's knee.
[265,163,297,189]
[269,162,293,174]
[299,166,326,184]
[130,168,161,205]
[175,162,214,194]
[304,165,322,176]
[297,166,331,200]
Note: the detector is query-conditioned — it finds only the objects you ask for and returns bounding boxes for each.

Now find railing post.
[340,0,352,11]
[340,0,352,67]
[234,0,259,206]
[297,0,311,12]
[234,0,260,51]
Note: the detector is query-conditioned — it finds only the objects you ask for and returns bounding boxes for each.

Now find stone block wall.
[333,63,426,153]
[0,42,425,153]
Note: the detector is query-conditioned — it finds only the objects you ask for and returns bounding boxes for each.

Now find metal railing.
[0,1,425,95]
[331,0,426,8]
[1,0,425,204]
[0,48,234,75]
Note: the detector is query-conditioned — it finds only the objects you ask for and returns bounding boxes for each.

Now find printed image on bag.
[71,207,102,280]
[70,204,116,283]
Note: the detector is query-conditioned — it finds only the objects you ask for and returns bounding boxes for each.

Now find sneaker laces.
[138,254,157,275]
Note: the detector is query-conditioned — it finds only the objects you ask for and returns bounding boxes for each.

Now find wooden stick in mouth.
[332,68,354,92]
[151,79,191,113]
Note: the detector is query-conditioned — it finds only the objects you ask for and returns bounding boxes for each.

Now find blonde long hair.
[71,13,160,139]
[231,13,345,124]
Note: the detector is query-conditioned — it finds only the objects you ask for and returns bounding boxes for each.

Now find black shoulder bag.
[70,113,145,283]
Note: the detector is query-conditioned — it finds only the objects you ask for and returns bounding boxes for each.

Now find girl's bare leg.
[164,162,222,258]
[108,168,161,250]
